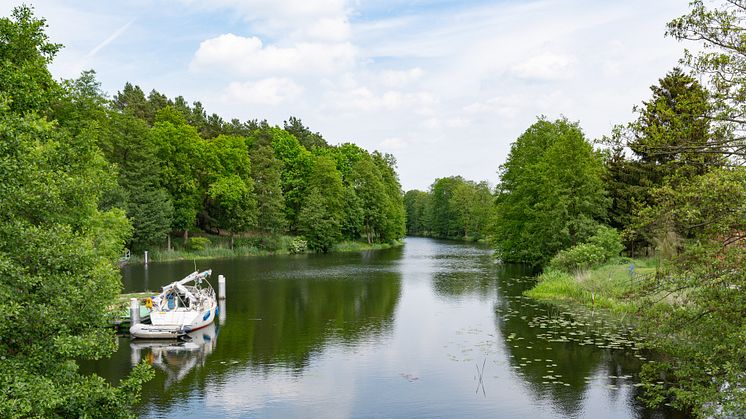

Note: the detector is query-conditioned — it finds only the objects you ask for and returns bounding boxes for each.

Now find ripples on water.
[81,238,683,418]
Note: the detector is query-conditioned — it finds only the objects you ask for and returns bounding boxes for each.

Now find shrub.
[288,237,307,254]
[587,225,624,260]
[548,243,607,272]
[188,237,211,251]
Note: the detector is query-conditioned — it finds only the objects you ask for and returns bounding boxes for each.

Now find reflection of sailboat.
[130,321,219,387]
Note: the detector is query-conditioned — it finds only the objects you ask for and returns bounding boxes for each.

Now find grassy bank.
[127,238,403,264]
[524,258,658,314]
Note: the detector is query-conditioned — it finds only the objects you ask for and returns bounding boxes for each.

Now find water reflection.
[82,239,685,417]
[213,268,401,372]
[131,322,219,387]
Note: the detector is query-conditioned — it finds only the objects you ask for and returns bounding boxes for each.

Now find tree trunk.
[167,234,171,251]
[230,233,234,250]
[183,229,189,243]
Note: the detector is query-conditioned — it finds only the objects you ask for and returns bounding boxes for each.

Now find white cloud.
[511,53,576,80]
[325,86,437,113]
[306,17,351,41]
[380,68,424,88]
[191,33,356,77]
[226,77,303,105]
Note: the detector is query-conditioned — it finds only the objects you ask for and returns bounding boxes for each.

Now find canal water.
[85,237,681,418]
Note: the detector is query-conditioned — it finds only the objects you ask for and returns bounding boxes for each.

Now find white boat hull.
[130,323,186,339]
[129,270,219,339]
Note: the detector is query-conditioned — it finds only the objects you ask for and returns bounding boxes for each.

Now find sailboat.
[130,270,218,339]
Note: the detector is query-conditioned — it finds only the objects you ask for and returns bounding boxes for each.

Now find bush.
[188,237,211,251]
[587,225,624,259]
[548,243,607,272]
[288,237,307,254]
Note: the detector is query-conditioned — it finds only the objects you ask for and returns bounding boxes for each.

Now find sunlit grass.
[525,258,658,314]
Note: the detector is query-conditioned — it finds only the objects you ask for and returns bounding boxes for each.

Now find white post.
[129,298,140,326]
[144,250,149,265]
[219,299,226,323]
[130,343,141,366]
[218,275,226,300]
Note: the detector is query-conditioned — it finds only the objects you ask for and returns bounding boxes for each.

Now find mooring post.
[144,250,149,265]
[130,297,140,326]
[219,299,226,323]
[218,275,226,300]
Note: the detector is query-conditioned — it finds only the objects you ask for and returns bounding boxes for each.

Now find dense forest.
[404,2,746,416]
[101,82,405,254]
[0,6,404,417]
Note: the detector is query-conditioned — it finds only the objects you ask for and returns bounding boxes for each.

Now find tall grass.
[524,258,656,314]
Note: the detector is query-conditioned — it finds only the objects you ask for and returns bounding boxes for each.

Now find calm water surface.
[85,237,682,418]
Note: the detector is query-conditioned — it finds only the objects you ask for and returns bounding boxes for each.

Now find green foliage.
[493,117,609,266]
[299,156,345,252]
[631,167,746,416]
[270,127,312,232]
[587,225,624,260]
[548,243,607,272]
[288,237,308,254]
[0,7,150,415]
[150,106,205,236]
[188,236,211,251]
[283,116,328,150]
[250,140,286,234]
[667,0,746,160]
[403,189,430,235]
[601,68,721,252]
[548,225,624,273]
[0,5,61,115]
[428,176,462,238]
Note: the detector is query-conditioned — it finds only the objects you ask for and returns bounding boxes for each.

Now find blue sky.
[2,0,691,190]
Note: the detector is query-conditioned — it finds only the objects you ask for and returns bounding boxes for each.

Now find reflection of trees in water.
[218,271,401,373]
[493,270,654,417]
[431,251,530,300]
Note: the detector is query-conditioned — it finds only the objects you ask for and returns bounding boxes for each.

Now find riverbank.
[524,258,657,315]
[127,239,403,264]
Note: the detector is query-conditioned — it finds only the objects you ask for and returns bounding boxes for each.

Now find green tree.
[494,118,609,266]
[667,0,746,159]
[250,138,286,235]
[404,190,431,235]
[150,106,205,241]
[102,111,173,250]
[372,152,406,242]
[201,134,257,244]
[112,82,150,122]
[428,176,463,238]
[0,7,152,416]
[206,174,256,247]
[450,180,493,239]
[299,155,344,252]
[270,127,312,232]
[349,156,386,244]
[633,167,746,416]
[602,69,720,252]
[0,5,61,116]
[284,116,328,150]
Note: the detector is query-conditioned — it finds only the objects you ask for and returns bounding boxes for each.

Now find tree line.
[404,177,493,240]
[76,74,405,254]
[0,6,404,417]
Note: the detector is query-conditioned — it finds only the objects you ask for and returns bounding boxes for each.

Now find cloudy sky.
[2,0,691,190]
